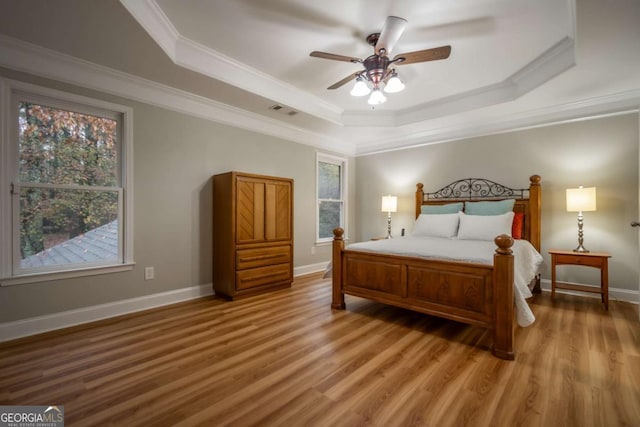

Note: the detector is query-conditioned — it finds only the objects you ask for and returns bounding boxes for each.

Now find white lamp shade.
[368,89,387,105]
[381,195,397,213]
[350,79,370,96]
[384,75,405,93]
[566,186,597,212]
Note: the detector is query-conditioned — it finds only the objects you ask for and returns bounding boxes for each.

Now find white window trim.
[315,152,348,245]
[0,78,134,286]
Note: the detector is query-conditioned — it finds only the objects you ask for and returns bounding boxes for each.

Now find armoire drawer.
[236,263,292,290]
[236,246,291,270]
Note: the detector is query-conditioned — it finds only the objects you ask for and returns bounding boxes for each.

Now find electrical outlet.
[311,246,316,255]
[144,266,155,280]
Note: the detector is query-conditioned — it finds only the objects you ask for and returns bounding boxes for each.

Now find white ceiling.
[144,0,571,117]
[1,0,638,156]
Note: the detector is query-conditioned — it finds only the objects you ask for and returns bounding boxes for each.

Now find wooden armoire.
[213,172,293,299]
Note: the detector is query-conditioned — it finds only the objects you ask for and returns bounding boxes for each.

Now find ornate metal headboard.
[415,175,542,251]
[424,178,529,200]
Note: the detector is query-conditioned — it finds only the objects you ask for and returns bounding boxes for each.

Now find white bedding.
[338,236,543,327]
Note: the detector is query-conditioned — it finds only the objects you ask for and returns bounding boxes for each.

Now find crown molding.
[356,89,640,156]
[509,37,576,96]
[173,35,344,124]
[119,0,344,125]
[0,34,355,156]
[119,0,178,61]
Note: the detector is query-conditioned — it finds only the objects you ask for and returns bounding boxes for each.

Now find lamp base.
[573,212,589,253]
[386,212,392,239]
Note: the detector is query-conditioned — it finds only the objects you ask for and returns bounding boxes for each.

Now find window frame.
[0,78,134,286]
[315,152,348,244]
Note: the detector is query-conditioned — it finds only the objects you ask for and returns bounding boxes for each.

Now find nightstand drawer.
[554,253,604,268]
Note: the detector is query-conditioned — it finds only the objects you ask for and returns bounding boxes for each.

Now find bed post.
[415,183,424,219]
[529,174,542,292]
[528,175,542,252]
[492,234,515,360]
[331,228,346,310]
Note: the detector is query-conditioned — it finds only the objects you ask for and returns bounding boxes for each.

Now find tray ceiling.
[1,0,638,156]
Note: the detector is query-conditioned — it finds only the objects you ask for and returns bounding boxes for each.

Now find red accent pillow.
[512,212,524,239]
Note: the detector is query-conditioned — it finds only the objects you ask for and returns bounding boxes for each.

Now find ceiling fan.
[310,16,451,105]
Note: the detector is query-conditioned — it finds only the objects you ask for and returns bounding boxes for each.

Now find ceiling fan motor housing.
[366,33,380,47]
[363,55,389,85]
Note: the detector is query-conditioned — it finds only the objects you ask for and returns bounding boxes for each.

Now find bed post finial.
[494,234,514,255]
[333,227,344,240]
[415,183,424,219]
[332,228,346,310]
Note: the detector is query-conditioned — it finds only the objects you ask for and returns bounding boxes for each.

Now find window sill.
[0,263,135,287]
[315,236,350,246]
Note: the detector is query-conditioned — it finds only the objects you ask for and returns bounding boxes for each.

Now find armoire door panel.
[275,184,291,240]
[265,183,277,240]
[236,180,255,242]
[237,180,265,243]
[253,182,265,240]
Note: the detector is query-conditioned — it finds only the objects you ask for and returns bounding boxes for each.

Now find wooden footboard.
[332,228,515,360]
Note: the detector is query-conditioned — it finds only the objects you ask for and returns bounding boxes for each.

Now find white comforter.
[342,236,543,327]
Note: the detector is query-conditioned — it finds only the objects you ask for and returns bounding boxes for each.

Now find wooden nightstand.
[548,249,611,310]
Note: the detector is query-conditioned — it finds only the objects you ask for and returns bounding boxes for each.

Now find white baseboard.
[294,261,329,277]
[0,283,213,342]
[539,279,639,304]
[0,262,331,342]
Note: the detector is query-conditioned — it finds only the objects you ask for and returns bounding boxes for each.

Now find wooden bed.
[331,175,541,360]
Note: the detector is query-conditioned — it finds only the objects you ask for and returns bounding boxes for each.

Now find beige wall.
[354,114,639,293]
[0,70,636,327]
[0,69,355,323]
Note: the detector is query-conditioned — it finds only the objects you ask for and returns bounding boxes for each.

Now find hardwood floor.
[1,273,639,426]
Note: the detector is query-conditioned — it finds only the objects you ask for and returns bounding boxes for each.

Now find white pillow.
[412,213,460,238]
[457,211,514,241]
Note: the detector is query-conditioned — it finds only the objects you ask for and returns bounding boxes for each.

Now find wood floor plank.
[1,273,638,426]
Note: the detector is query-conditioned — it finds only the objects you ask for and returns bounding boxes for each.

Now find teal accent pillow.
[465,199,515,215]
[421,202,463,215]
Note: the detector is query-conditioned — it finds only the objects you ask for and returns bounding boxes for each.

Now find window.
[0,79,133,284]
[316,153,347,243]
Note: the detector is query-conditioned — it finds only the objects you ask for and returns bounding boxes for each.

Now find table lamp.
[566,186,596,253]
[381,195,397,239]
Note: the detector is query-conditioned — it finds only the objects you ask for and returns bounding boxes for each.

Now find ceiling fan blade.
[310,51,362,63]
[327,72,360,90]
[394,45,451,65]
[375,16,408,55]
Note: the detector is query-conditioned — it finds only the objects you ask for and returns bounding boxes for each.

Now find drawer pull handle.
[241,272,288,282]
[239,253,287,262]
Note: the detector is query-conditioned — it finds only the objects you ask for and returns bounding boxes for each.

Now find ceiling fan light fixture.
[384,73,405,93]
[310,15,452,106]
[350,78,371,97]
[368,89,387,105]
